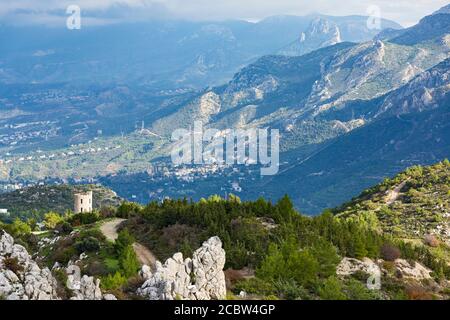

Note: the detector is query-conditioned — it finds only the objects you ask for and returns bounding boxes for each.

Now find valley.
[1,2,450,302]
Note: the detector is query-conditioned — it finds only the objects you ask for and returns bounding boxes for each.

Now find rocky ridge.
[0,230,115,300]
[138,236,226,300]
[0,231,59,300]
[337,257,433,281]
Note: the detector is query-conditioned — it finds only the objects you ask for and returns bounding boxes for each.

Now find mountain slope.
[0,15,400,88]
[279,17,342,56]
[335,161,450,245]
[151,10,449,144]
[254,58,450,211]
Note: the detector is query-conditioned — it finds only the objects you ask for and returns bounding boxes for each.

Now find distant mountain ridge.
[150,9,450,139]
[1,7,449,215]
[0,14,401,88]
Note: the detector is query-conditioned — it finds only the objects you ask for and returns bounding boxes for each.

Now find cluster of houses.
[0,144,122,166]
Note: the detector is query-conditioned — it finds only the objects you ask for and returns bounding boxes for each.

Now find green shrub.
[234,278,275,296]
[119,245,140,278]
[75,237,100,254]
[52,268,72,299]
[55,222,74,235]
[345,279,381,300]
[101,271,127,291]
[116,202,142,219]
[104,258,120,273]
[69,211,100,226]
[44,212,64,229]
[273,279,308,300]
[317,277,347,300]
[257,239,319,287]
[10,219,31,236]
[115,229,134,254]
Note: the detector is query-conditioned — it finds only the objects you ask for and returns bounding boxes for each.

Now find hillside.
[335,161,450,245]
[150,10,449,139]
[249,58,450,213]
[0,184,122,222]
[1,162,449,300]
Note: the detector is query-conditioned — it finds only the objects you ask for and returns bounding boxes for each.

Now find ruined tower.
[74,191,93,213]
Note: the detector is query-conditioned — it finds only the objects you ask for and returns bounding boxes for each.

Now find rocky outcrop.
[337,257,381,277]
[138,236,226,300]
[69,275,105,300]
[393,259,432,280]
[337,257,433,281]
[65,261,116,300]
[279,18,341,57]
[377,58,450,118]
[0,231,59,300]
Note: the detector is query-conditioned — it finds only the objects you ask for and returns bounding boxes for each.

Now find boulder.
[337,257,381,277]
[138,236,226,300]
[393,259,432,280]
[66,262,114,300]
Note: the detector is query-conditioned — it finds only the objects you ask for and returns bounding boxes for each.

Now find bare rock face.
[138,236,226,300]
[337,257,381,277]
[393,259,432,280]
[191,237,227,299]
[65,261,116,300]
[69,275,104,300]
[279,17,342,57]
[0,231,59,300]
[337,257,433,281]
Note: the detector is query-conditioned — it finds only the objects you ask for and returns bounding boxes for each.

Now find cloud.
[0,0,447,27]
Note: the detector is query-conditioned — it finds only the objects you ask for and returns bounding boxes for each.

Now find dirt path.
[133,243,157,269]
[99,218,156,269]
[385,180,408,205]
[99,218,127,242]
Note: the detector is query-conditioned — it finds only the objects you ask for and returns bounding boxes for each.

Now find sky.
[0,0,448,27]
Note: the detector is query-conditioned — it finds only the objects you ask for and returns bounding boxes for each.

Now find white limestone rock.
[66,261,116,300]
[337,257,433,282]
[393,259,432,280]
[139,264,152,280]
[337,257,381,277]
[138,236,226,300]
[0,231,60,300]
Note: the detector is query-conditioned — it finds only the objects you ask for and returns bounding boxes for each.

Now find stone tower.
[74,191,93,213]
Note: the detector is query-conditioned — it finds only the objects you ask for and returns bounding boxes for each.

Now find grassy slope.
[335,160,450,261]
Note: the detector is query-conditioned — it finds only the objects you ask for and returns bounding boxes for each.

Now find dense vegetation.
[122,187,449,299]
[1,161,449,300]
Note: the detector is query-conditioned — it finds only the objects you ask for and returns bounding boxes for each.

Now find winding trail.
[385,180,409,205]
[100,218,156,269]
[100,218,127,242]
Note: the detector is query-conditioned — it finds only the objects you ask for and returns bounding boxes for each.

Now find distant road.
[100,218,156,270]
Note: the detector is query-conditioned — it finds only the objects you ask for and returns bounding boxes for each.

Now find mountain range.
[0,14,400,88]
[0,6,449,214]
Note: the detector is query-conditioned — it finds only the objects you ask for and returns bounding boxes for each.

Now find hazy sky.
[0,0,448,27]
